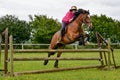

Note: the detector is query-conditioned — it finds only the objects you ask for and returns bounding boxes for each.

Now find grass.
[0,49,120,80]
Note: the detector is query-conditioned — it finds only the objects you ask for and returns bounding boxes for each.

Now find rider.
[58,6,77,43]
[59,6,77,42]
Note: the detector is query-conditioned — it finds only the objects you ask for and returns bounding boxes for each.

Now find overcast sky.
[0,0,120,21]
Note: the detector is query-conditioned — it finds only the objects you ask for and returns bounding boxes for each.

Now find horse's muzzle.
[88,23,93,31]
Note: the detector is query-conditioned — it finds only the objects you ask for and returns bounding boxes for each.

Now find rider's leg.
[59,22,66,42]
[59,28,65,42]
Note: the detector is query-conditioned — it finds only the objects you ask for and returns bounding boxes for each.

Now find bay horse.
[44,9,92,68]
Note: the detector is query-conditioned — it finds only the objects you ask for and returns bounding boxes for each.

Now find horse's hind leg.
[54,52,62,68]
[54,45,65,68]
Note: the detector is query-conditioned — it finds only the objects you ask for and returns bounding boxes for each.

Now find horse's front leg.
[54,52,62,68]
[44,52,51,65]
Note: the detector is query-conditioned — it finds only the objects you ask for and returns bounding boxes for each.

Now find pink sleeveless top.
[62,11,74,23]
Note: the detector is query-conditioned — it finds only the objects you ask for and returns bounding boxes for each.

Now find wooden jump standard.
[8,34,113,76]
[0,28,8,75]
[96,32,117,68]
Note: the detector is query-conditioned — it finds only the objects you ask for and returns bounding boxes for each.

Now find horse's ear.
[87,10,90,14]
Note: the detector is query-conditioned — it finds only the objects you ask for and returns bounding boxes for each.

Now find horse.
[44,9,92,68]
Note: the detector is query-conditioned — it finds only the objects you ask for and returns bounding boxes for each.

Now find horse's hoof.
[54,66,58,68]
[44,60,48,65]
[54,64,58,68]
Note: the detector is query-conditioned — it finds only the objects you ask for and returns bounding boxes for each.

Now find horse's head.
[74,9,92,30]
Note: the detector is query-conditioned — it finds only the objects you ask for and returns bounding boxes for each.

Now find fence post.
[2,28,8,75]
[10,35,14,76]
[22,43,24,50]
[75,44,78,49]
[96,32,104,66]
[0,34,1,64]
[107,38,111,70]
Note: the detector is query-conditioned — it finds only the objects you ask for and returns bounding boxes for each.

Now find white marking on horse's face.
[86,14,92,30]
[87,14,91,18]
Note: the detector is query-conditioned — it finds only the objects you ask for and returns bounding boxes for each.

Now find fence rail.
[1,43,120,49]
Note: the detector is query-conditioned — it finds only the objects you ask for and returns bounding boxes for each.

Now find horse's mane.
[73,9,90,21]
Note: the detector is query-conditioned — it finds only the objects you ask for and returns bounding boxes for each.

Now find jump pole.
[14,65,101,76]
[12,57,101,61]
[13,49,109,53]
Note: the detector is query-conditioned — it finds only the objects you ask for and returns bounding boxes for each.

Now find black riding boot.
[59,27,65,43]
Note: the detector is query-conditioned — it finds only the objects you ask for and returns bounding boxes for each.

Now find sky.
[0,0,120,21]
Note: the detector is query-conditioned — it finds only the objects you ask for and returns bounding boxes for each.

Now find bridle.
[83,14,92,25]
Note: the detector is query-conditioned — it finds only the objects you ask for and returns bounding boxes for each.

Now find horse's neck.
[74,15,84,33]
[75,14,83,25]
[69,19,84,33]
[66,21,84,40]
[66,14,84,34]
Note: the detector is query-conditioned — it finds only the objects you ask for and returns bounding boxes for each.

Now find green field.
[0,49,120,80]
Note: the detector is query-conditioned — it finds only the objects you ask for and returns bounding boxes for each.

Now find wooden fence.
[0,28,117,76]
[8,33,116,76]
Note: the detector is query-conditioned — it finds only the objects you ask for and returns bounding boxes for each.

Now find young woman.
[59,6,77,43]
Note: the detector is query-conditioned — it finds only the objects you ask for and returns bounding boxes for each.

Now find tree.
[0,15,32,43]
[90,14,120,43]
[29,15,61,43]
